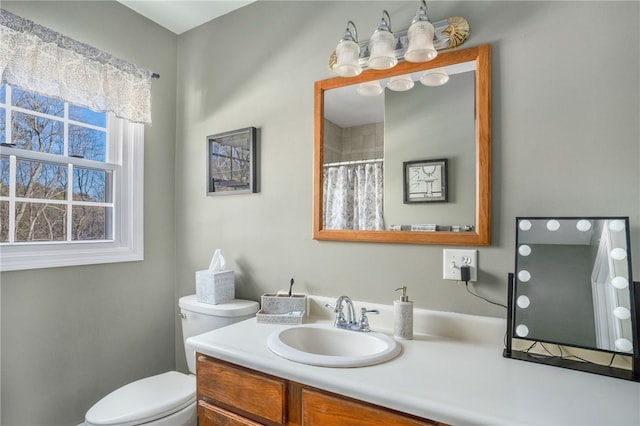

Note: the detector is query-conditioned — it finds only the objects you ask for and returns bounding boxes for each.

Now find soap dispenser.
[394,286,413,340]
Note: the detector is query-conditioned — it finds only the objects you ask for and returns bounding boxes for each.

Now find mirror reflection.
[514,217,634,353]
[323,62,476,231]
[313,44,491,245]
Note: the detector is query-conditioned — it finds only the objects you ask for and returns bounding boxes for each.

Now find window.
[0,84,144,271]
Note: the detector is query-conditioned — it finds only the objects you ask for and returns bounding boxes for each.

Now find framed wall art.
[403,158,448,203]
[207,127,257,196]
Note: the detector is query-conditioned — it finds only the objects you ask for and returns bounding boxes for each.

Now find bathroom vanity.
[197,355,439,425]
[188,296,640,426]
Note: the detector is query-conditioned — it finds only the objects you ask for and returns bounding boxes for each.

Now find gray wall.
[0,1,638,425]
[0,2,178,425]
[175,0,639,369]
[385,70,476,226]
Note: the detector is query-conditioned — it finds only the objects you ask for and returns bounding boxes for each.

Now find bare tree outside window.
[0,84,111,243]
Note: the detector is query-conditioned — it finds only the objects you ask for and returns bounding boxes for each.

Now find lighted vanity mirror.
[506,217,640,381]
[313,44,491,245]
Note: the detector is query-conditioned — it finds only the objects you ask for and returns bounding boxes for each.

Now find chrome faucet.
[325,296,379,332]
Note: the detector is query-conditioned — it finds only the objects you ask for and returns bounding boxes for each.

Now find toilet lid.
[179,294,259,317]
[85,371,195,426]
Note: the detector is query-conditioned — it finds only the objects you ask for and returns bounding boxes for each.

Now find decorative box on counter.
[257,293,306,324]
[195,270,235,305]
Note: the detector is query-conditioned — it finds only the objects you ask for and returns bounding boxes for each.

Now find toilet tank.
[179,295,259,374]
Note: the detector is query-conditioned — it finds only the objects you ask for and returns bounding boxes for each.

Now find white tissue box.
[195,270,235,304]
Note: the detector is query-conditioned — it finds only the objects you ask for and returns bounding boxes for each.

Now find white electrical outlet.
[443,249,478,281]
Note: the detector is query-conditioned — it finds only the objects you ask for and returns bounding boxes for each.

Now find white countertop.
[187,296,640,426]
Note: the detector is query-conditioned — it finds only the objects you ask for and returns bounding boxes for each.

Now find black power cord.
[459,265,507,310]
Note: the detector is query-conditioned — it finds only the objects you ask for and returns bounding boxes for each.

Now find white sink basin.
[266,325,401,368]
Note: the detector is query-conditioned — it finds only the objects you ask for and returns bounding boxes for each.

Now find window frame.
[0,91,144,271]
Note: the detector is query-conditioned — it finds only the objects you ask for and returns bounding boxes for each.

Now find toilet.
[84,295,259,426]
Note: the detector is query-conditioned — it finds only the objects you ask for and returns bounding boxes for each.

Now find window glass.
[0,200,8,242]
[69,125,106,161]
[0,83,6,103]
[0,156,8,196]
[11,87,64,117]
[15,202,67,241]
[73,168,110,202]
[72,205,111,240]
[0,107,5,144]
[15,159,67,199]
[12,111,64,154]
[69,105,106,127]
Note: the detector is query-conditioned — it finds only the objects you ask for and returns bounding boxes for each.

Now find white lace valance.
[0,9,153,124]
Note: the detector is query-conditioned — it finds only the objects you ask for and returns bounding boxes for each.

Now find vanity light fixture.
[357,80,384,96]
[367,10,397,70]
[329,2,469,76]
[405,0,438,62]
[387,74,415,91]
[420,68,450,86]
[334,21,362,77]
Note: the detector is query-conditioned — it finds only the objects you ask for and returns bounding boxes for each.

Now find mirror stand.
[504,273,640,382]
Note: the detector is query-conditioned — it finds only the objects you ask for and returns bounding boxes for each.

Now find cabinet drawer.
[302,388,440,426]
[197,355,286,424]
[198,401,263,426]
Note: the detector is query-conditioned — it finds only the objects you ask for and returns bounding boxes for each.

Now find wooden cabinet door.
[197,355,286,425]
[301,388,441,426]
[198,401,263,426]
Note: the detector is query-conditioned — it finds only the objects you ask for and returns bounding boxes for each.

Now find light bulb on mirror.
[519,220,532,231]
[517,295,530,309]
[611,276,629,290]
[608,220,625,233]
[610,248,627,261]
[516,324,529,337]
[613,306,631,320]
[518,244,532,256]
[517,270,531,283]
[546,219,560,231]
[615,338,633,352]
[576,220,592,232]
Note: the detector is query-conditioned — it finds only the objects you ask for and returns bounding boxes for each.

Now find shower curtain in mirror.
[323,162,384,230]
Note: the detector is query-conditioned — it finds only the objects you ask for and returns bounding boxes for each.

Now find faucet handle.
[326,302,346,324]
[358,307,379,332]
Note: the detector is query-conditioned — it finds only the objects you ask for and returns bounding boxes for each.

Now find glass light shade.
[335,39,362,77]
[420,68,449,86]
[387,74,415,92]
[367,30,397,70]
[357,80,383,96]
[404,19,437,62]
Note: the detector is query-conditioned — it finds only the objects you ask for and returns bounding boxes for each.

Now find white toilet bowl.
[84,296,259,426]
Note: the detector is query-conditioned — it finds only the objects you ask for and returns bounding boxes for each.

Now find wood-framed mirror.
[313,44,491,245]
